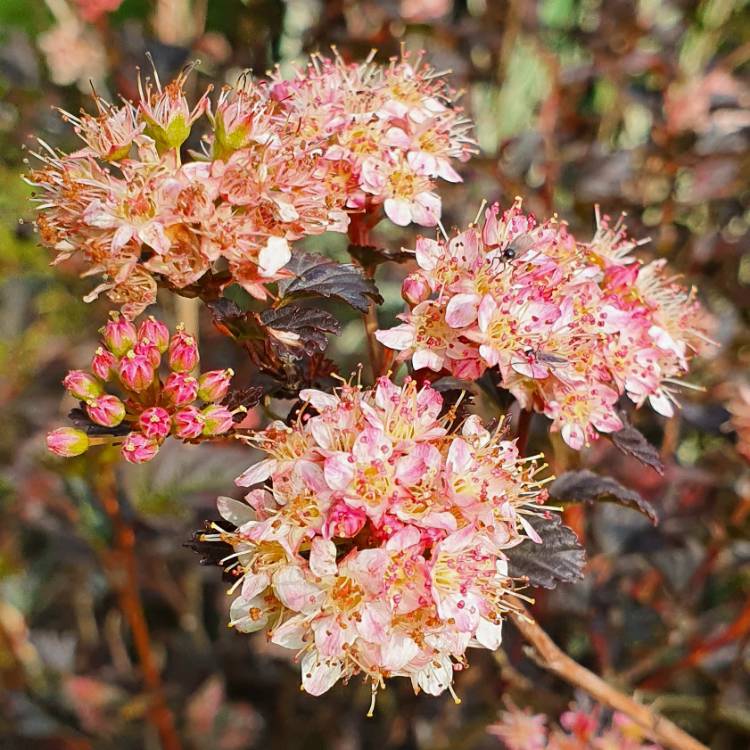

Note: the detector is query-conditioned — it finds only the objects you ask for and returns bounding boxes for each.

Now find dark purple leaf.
[277,252,382,312]
[260,305,340,355]
[549,469,658,525]
[609,420,664,475]
[506,514,586,589]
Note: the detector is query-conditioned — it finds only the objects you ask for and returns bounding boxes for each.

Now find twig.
[515,408,533,455]
[347,214,384,380]
[510,606,709,750]
[95,463,182,750]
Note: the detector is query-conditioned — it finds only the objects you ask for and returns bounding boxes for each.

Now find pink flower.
[133,340,161,368]
[137,66,210,150]
[168,329,199,373]
[163,372,199,406]
[376,199,713,448]
[118,351,154,392]
[201,405,234,436]
[101,315,137,356]
[402,273,431,305]
[91,347,117,381]
[47,427,89,457]
[63,370,103,401]
[137,316,170,353]
[138,406,172,440]
[207,378,551,701]
[121,432,160,464]
[86,394,126,427]
[197,369,234,403]
[173,406,204,440]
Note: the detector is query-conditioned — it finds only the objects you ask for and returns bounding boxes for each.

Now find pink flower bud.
[134,340,161,368]
[138,406,172,440]
[163,372,199,406]
[101,314,137,356]
[63,370,103,401]
[86,394,126,427]
[323,501,367,538]
[201,404,234,436]
[173,406,204,439]
[197,369,233,403]
[168,328,199,372]
[121,432,160,464]
[47,427,89,457]
[137,316,170,353]
[118,351,154,392]
[402,273,430,306]
[91,347,117,381]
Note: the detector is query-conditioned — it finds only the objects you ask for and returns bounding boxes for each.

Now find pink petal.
[323,452,355,490]
[258,236,291,277]
[384,197,413,226]
[445,293,479,328]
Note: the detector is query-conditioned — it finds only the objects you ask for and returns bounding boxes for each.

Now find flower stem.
[510,606,709,750]
[515,408,533,455]
[347,214,384,380]
[95,462,182,750]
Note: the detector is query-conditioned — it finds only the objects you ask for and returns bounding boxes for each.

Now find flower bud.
[47,427,89,457]
[201,404,235,436]
[91,347,117,381]
[134,340,161,368]
[121,432,160,464]
[137,316,170,353]
[324,501,367,539]
[197,369,233,403]
[101,314,137,356]
[63,370,103,401]
[86,394,126,427]
[138,406,172,440]
[168,328,199,373]
[118,351,155,392]
[163,372,199,406]
[173,406,203,439]
[402,273,430,306]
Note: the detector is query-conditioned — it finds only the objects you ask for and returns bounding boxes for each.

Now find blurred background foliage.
[0,0,749,748]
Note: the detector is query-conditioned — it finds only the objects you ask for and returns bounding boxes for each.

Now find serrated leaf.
[347,243,412,268]
[549,469,658,525]
[506,515,585,589]
[608,419,664,475]
[260,305,341,355]
[277,252,383,312]
[207,299,264,341]
[222,386,263,420]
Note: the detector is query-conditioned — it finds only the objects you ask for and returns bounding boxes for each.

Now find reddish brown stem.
[96,464,182,750]
[641,596,750,691]
[511,607,709,750]
[515,408,533,455]
[347,213,384,379]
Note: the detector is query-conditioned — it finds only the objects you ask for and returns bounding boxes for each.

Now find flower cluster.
[487,700,662,750]
[376,200,713,449]
[269,50,476,227]
[46,313,238,463]
[28,52,474,318]
[205,377,549,704]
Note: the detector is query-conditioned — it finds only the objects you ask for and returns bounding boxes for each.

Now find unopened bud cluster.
[47,313,238,463]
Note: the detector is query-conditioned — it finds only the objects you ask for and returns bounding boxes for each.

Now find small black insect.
[502,247,516,261]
